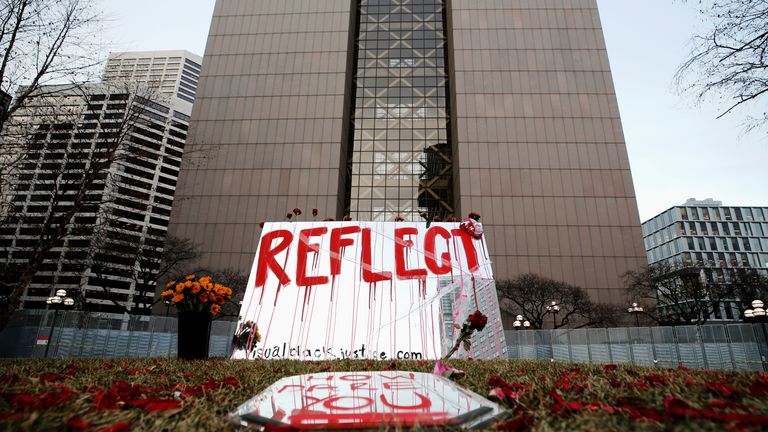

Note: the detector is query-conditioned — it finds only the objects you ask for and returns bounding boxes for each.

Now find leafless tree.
[87,234,200,315]
[675,0,768,133]
[623,262,731,326]
[0,82,172,330]
[1,0,104,225]
[496,273,616,329]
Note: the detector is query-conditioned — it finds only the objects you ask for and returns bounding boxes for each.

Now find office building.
[642,198,768,320]
[168,0,647,312]
[102,50,202,107]
[0,49,201,319]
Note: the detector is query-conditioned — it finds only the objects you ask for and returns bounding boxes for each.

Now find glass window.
[734,208,743,220]
[702,208,710,220]
[680,207,688,220]
[724,208,732,220]
[710,222,719,235]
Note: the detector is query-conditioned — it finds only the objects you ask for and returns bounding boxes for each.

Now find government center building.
[168,0,647,311]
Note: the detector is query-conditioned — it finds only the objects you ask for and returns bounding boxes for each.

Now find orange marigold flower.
[185,274,195,281]
[175,283,185,292]
[161,289,174,297]
[184,280,193,288]
[199,293,209,303]
[199,276,211,285]
[255,332,262,343]
[166,281,176,288]
[191,285,201,295]
[171,294,185,303]
[210,304,221,316]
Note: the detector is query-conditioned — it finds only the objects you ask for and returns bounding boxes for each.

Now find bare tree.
[675,0,768,132]
[623,262,731,326]
[0,82,172,330]
[496,273,615,329]
[88,234,200,315]
[0,0,102,122]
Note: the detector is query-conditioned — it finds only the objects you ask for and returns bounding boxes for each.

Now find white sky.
[102,0,767,221]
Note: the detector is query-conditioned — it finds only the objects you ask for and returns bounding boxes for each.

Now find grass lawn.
[1,358,768,431]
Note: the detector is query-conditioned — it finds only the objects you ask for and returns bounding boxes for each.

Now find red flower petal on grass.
[645,374,668,385]
[94,421,131,432]
[749,383,768,397]
[603,364,618,372]
[707,400,751,411]
[495,415,533,431]
[706,381,739,398]
[9,393,36,408]
[40,373,69,382]
[67,416,92,431]
[142,399,181,413]
[221,377,239,386]
[0,411,27,422]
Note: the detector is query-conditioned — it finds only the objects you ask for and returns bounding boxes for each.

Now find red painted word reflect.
[254,225,480,288]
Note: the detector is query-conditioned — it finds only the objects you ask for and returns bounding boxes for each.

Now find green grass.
[1,358,767,431]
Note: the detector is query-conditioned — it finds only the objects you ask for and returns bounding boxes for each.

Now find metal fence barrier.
[0,310,239,359]
[504,323,768,371]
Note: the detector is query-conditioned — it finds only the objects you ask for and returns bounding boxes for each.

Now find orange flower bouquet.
[160,274,233,317]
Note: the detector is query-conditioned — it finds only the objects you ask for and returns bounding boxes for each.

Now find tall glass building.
[168,0,647,311]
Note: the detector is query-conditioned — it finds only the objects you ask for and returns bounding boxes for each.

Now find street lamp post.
[513,314,530,330]
[546,301,560,328]
[44,289,74,358]
[628,302,644,327]
[744,299,768,371]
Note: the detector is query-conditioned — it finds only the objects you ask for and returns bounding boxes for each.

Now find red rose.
[468,310,488,331]
[293,208,302,215]
[286,213,293,220]
[433,216,442,222]
[258,221,264,228]
[468,212,481,221]
[312,208,318,216]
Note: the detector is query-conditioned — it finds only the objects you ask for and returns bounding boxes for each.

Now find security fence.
[0,309,239,358]
[504,323,768,371]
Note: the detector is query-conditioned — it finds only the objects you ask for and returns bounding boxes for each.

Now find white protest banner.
[234,221,505,360]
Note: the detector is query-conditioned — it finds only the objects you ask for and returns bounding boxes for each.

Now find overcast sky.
[102,0,767,221]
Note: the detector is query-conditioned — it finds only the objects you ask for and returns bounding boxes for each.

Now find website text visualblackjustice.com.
[252,343,424,360]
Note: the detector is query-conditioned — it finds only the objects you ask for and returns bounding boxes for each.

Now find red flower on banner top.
[322,218,335,221]
[460,217,484,239]
[292,208,302,215]
[394,216,405,222]
[258,221,264,228]
[433,216,442,222]
[468,212,481,221]
[285,213,292,220]
[312,208,318,216]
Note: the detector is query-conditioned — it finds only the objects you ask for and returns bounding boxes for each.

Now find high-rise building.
[102,50,202,107]
[1,49,201,320]
[168,0,647,314]
[642,199,768,320]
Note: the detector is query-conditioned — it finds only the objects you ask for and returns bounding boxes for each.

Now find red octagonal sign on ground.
[228,371,505,429]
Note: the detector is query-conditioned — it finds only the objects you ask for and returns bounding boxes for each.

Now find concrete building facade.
[168,0,647,309]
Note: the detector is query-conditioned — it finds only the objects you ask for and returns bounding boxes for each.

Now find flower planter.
[177,311,212,360]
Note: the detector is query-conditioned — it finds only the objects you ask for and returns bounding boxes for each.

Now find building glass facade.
[347,0,452,221]
[642,199,768,320]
